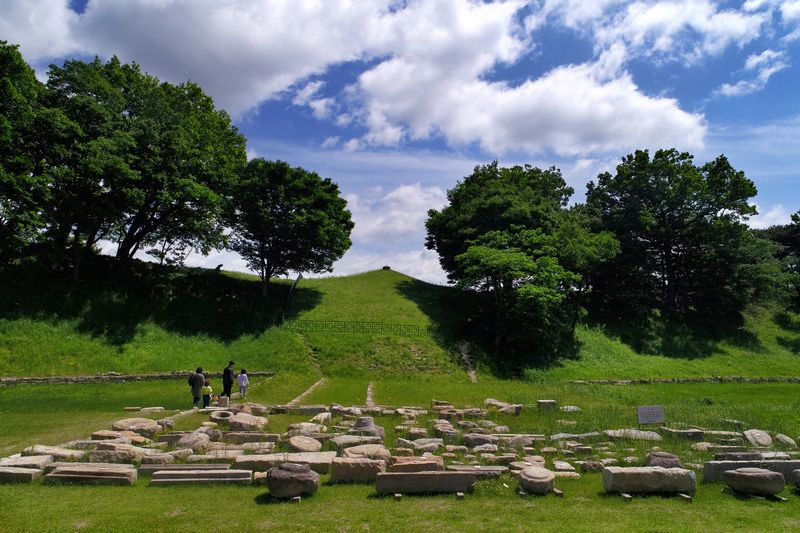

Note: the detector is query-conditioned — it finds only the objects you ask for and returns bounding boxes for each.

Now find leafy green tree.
[426,162,618,369]
[757,211,800,306]
[228,158,354,298]
[0,42,47,260]
[585,149,762,329]
[41,57,246,276]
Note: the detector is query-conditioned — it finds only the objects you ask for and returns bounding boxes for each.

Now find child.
[237,369,249,400]
[201,379,212,408]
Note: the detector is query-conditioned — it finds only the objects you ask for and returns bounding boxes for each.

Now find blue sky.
[3,0,800,283]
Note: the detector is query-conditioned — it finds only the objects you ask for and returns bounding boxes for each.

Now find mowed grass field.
[2,266,800,531]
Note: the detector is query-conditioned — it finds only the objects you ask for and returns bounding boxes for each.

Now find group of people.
[187,360,250,408]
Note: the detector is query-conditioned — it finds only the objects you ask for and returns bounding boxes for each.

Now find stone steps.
[150,469,252,485]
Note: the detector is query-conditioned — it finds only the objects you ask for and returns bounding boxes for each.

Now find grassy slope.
[2,264,799,380]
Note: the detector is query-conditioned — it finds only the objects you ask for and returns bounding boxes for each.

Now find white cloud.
[292,81,335,119]
[0,0,79,61]
[716,49,788,97]
[748,204,792,229]
[331,248,447,284]
[321,136,341,149]
[347,183,447,244]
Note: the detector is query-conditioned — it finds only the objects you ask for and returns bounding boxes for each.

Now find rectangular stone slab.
[186,455,238,464]
[139,463,229,475]
[44,462,136,474]
[0,455,52,469]
[703,460,800,482]
[44,465,137,486]
[151,469,251,480]
[22,445,85,461]
[223,432,280,444]
[150,477,251,486]
[234,451,337,474]
[603,466,696,494]
[0,467,42,483]
[446,465,508,479]
[375,472,475,494]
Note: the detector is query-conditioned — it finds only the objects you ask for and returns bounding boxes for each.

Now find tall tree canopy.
[0,41,48,259]
[40,56,246,274]
[228,158,354,298]
[426,162,618,370]
[585,149,766,330]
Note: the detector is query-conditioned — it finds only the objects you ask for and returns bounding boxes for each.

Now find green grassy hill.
[1,260,799,379]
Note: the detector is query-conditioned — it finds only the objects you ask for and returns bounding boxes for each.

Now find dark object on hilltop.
[382,266,391,270]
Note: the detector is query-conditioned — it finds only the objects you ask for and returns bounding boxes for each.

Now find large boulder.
[519,466,555,495]
[288,436,322,453]
[229,413,267,432]
[645,452,682,469]
[723,467,784,496]
[175,433,212,453]
[602,466,696,494]
[342,444,391,462]
[330,458,386,483]
[743,429,772,448]
[111,418,160,438]
[265,462,319,498]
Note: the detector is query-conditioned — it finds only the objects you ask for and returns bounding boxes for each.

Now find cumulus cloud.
[331,248,448,284]
[748,204,792,229]
[716,49,789,97]
[347,183,447,244]
[0,0,79,61]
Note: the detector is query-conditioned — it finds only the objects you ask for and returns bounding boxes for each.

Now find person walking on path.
[237,369,249,400]
[222,360,235,397]
[189,367,205,408]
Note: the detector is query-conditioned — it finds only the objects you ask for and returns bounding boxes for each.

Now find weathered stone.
[331,435,382,450]
[0,467,42,483]
[286,422,326,434]
[775,434,797,448]
[349,416,385,439]
[579,460,605,473]
[761,451,791,460]
[659,427,704,441]
[502,436,534,449]
[446,445,468,454]
[288,436,323,453]
[446,464,508,479]
[549,432,600,441]
[464,434,499,448]
[150,468,252,486]
[209,411,234,424]
[552,460,575,472]
[702,460,800,482]
[604,429,662,441]
[342,444,391,461]
[176,432,212,453]
[519,466,555,494]
[234,451,337,474]
[602,466,696,494]
[266,462,319,498]
[138,463,230,475]
[229,412,267,432]
[537,400,557,411]
[715,452,762,461]
[483,454,518,465]
[394,447,414,457]
[310,412,332,424]
[560,405,581,412]
[157,417,175,429]
[389,456,444,472]
[743,429,772,448]
[723,467,784,495]
[89,448,143,464]
[473,444,498,453]
[407,428,429,440]
[645,451,682,468]
[22,445,84,461]
[44,464,137,486]
[0,455,52,469]
[499,404,522,416]
[91,430,124,440]
[141,453,175,465]
[330,457,386,483]
[139,406,165,413]
[224,432,280,444]
[111,417,160,438]
[376,471,475,494]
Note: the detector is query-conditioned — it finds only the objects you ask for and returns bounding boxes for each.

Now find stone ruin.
[1,397,799,503]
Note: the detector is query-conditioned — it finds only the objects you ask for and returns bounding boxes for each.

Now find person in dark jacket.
[189,367,205,408]
[222,361,235,397]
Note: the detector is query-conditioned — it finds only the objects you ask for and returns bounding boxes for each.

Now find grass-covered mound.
[1,257,799,379]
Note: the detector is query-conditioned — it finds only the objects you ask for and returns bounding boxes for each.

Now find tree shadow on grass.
[587,309,763,360]
[0,255,322,345]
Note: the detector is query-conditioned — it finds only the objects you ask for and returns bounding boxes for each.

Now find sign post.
[636,405,665,427]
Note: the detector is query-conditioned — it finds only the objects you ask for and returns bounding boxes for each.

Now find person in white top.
[237,369,250,400]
